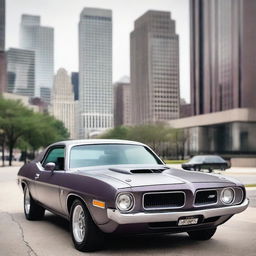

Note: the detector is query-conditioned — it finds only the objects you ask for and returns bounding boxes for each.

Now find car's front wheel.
[188,227,217,240]
[24,185,45,220]
[70,199,104,252]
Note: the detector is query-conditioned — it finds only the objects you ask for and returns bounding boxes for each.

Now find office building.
[79,8,113,138]
[7,48,35,97]
[0,0,6,93]
[114,76,132,127]
[180,98,192,118]
[182,0,256,163]
[190,0,256,115]
[130,10,180,125]
[0,0,5,51]
[51,68,76,139]
[20,14,54,100]
[40,87,51,105]
[71,72,79,101]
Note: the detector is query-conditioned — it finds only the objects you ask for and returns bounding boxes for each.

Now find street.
[0,165,255,256]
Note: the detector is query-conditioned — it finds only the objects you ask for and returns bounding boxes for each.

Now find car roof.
[192,155,223,158]
[49,139,146,147]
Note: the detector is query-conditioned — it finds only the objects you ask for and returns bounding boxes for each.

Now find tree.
[0,97,69,166]
[100,124,190,159]
[0,98,35,166]
[99,126,130,140]
[22,113,69,155]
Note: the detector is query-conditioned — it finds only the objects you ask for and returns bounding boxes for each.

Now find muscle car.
[182,155,229,172]
[17,139,249,252]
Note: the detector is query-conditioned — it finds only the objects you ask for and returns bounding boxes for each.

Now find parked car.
[1,155,17,161]
[17,140,248,252]
[182,155,229,172]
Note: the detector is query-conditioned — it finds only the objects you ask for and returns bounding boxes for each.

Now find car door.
[35,146,66,213]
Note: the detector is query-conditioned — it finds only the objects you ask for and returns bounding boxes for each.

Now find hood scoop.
[130,169,164,174]
[108,167,169,175]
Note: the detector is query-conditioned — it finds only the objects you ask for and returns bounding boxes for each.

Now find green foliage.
[99,123,189,159]
[98,126,129,140]
[0,97,69,166]
[164,160,187,164]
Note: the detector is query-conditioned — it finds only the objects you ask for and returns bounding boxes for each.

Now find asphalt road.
[0,166,256,256]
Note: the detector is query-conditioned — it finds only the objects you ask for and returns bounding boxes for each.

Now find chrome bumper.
[107,198,249,225]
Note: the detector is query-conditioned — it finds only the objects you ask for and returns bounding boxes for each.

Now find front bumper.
[107,198,249,225]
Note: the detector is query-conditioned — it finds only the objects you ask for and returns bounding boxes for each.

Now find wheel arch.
[21,180,28,191]
[66,193,89,215]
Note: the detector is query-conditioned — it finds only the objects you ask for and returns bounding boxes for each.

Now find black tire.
[70,199,104,252]
[24,185,45,220]
[188,227,217,240]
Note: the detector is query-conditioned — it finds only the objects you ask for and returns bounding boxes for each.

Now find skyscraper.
[51,68,77,139]
[7,48,35,97]
[114,76,132,127]
[130,11,180,125]
[0,0,6,94]
[79,8,113,138]
[19,14,54,101]
[71,72,79,101]
[0,0,5,51]
[190,0,256,115]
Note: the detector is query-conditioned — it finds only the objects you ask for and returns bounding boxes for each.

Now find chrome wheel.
[24,187,31,215]
[72,205,86,243]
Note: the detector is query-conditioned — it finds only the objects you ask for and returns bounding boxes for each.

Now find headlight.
[116,193,134,211]
[221,188,235,204]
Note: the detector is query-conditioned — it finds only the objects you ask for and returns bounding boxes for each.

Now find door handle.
[35,173,40,180]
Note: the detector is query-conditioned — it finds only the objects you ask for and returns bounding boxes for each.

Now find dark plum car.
[17,139,249,252]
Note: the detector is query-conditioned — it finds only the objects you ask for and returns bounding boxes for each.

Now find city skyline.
[5,0,190,102]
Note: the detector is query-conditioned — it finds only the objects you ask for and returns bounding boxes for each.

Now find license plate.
[178,217,199,226]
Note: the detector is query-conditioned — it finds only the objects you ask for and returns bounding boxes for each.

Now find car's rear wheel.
[188,227,217,240]
[24,185,45,220]
[70,199,104,252]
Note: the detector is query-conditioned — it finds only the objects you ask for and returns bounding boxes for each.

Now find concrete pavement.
[0,165,256,256]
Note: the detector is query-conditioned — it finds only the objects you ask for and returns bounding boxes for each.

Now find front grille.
[195,190,217,206]
[143,192,185,210]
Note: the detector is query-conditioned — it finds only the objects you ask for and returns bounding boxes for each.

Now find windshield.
[69,144,162,168]
[189,155,225,164]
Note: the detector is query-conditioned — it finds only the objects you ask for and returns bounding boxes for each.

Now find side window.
[42,147,65,170]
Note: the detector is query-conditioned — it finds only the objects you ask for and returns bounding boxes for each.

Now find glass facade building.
[71,72,79,101]
[0,0,5,51]
[79,8,113,138]
[0,0,6,93]
[190,0,256,115]
[187,122,256,156]
[20,14,54,100]
[7,48,35,97]
[169,108,256,156]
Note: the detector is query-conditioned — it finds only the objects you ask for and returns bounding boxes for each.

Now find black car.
[182,155,229,172]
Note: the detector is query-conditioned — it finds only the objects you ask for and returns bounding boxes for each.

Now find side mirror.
[45,162,55,173]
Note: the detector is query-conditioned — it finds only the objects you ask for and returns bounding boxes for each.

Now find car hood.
[76,165,238,189]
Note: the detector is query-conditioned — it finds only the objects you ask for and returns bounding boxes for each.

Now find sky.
[6,0,190,102]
